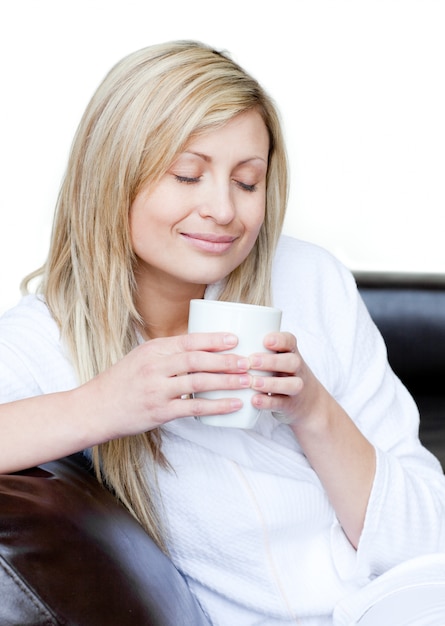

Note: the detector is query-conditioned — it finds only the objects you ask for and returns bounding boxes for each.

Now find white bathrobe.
[1,235,445,625]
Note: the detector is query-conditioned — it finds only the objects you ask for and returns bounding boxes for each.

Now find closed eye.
[174,175,201,184]
[236,181,257,192]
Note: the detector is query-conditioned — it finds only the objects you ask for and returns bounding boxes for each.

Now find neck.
[134,275,206,340]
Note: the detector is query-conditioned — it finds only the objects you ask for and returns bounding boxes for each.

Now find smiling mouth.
[180,233,238,253]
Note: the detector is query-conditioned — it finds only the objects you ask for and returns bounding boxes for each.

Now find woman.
[1,41,444,624]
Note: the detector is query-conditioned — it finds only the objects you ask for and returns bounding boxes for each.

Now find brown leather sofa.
[1,272,444,625]
[0,453,210,626]
[356,272,445,470]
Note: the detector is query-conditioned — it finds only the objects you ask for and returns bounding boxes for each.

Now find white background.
[1,0,444,313]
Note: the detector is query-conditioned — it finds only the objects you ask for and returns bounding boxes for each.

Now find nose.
[198,182,236,225]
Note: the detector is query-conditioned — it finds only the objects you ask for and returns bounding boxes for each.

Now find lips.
[180,232,238,253]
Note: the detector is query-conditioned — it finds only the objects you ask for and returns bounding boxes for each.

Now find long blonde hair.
[23,40,289,549]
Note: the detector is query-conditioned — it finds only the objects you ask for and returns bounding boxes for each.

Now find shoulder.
[271,236,368,378]
[0,294,61,342]
[274,234,352,277]
[272,235,358,304]
[0,295,77,400]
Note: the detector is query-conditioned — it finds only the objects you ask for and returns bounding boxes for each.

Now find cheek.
[245,197,266,236]
[129,189,162,243]
[129,202,159,258]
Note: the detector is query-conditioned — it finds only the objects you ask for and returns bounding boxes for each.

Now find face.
[130,109,269,296]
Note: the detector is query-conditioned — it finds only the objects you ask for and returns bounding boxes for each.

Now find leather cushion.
[0,454,210,626]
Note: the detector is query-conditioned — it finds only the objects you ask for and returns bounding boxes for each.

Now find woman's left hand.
[249,331,323,425]
[249,331,376,550]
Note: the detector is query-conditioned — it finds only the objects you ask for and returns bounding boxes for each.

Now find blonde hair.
[23,40,288,549]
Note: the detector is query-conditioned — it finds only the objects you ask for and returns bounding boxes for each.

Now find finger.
[138,335,249,377]
[161,351,250,378]
[169,371,251,398]
[250,374,303,396]
[144,332,239,358]
[167,395,243,420]
[251,390,290,413]
[178,332,240,353]
[262,331,297,353]
[248,351,301,375]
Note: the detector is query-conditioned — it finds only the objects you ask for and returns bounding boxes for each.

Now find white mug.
[188,299,282,428]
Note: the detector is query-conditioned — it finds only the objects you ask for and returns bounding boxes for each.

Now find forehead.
[183,110,270,160]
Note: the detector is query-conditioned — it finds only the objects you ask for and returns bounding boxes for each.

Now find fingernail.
[267,334,278,347]
[237,358,249,370]
[252,395,263,408]
[223,333,238,346]
[252,376,265,389]
[231,399,243,409]
[239,374,250,387]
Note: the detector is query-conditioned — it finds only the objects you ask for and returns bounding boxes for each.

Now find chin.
[187,273,227,287]
[181,262,239,287]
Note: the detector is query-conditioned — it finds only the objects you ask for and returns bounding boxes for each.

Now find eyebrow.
[184,151,211,162]
[184,151,268,166]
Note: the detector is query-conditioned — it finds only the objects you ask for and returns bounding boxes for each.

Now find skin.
[130,110,269,338]
[0,110,375,548]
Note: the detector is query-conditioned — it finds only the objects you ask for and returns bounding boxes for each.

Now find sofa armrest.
[355,271,445,392]
[0,454,210,626]
[355,271,445,470]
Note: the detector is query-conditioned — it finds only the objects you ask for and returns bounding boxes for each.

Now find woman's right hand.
[78,332,251,440]
[0,332,250,474]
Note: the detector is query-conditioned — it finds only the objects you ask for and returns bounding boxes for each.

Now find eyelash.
[237,181,257,193]
[174,175,257,193]
[175,175,201,184]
